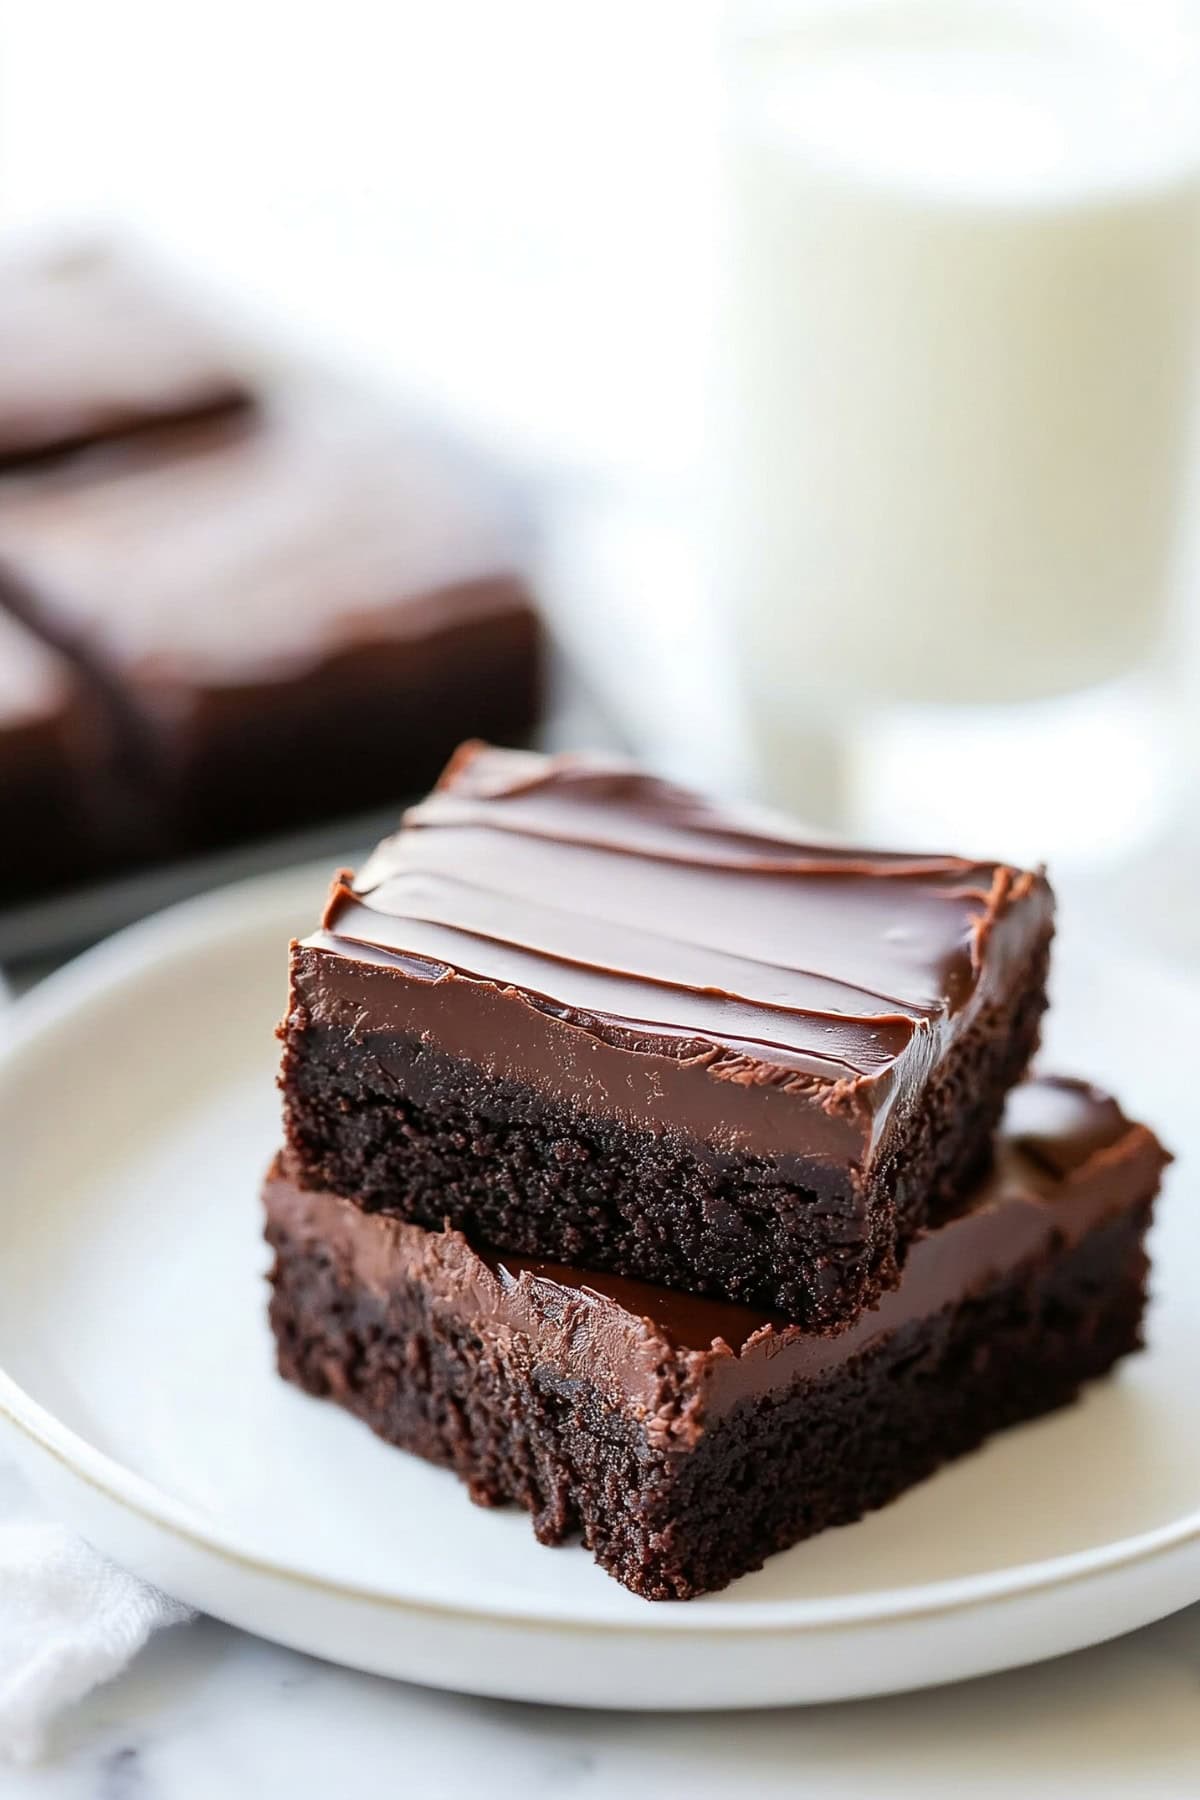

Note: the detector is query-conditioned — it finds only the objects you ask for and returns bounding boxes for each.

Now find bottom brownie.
[264,1077,1168,1601]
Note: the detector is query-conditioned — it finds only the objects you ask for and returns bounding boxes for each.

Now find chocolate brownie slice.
[265,1077,1167,1601]
[280,743,1054,1325]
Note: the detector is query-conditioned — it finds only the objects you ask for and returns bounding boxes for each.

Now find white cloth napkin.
[0,1464,193,1763]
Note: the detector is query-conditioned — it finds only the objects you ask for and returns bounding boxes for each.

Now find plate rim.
[3,862,1198,1637]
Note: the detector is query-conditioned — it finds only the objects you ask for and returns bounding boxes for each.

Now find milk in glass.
[722,0,1200,731]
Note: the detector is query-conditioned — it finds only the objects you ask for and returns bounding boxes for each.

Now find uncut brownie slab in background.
[0,245,544,907]
[280,742,1055,1327]
[265,1078,1168,1599]
[0,400,541,863]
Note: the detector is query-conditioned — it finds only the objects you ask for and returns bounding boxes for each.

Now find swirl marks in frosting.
[316,743,1053,1090]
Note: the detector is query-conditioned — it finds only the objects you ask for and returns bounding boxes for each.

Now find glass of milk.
[719,0,1200,840]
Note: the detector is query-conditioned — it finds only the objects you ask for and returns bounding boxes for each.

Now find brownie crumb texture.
[266,1202,1149,1601]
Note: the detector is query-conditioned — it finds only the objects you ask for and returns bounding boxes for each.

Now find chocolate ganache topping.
[296,743,1054,1161]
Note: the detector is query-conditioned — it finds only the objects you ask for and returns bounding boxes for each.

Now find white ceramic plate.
[0,866,1197,1709]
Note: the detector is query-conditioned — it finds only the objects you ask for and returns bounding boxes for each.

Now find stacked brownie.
[0,242,542,899]
[267,742,1169,1599]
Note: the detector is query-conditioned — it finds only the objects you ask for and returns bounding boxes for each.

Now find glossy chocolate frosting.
[295,742,1053,1161]
[264,1077,1167,1435]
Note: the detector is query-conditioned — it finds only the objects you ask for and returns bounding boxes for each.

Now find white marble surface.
[3,1566,1199,1798]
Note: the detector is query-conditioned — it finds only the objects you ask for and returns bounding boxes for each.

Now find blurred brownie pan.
[280,743,1055,1328]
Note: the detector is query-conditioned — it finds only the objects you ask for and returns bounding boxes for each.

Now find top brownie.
[280,743,1054,1326]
